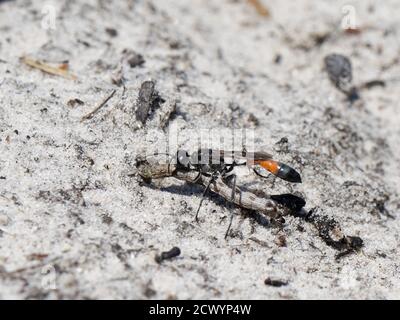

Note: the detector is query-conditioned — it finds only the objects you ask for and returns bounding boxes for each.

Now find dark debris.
[264,277,288,287]
[324,54,353,90]
[301,208,363,259]
[105,27,118,37]
[271,194,306,213]
[122,49,145,68]
[67,98,84,107]
[324,53,359,101]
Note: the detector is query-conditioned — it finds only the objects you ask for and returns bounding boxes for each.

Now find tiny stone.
[264,277,288,287]
[155,246,181,263]
[105,27,118,37]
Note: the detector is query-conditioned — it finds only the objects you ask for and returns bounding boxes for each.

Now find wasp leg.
[195,172,219,222]
[224,174,237,239]
[192,170,202,183]
[225,162,235,174]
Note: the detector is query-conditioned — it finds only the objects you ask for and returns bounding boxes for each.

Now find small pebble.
[324,53,353,94]
[0,213,10,226]
[264,277,288,287]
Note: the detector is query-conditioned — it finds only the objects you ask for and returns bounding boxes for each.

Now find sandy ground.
[0,0,399,299]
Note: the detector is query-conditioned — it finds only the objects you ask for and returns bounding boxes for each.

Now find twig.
[21,56,77,80]
[81,89,117,122]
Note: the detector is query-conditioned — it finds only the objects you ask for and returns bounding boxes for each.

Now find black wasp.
[173,148,301,238]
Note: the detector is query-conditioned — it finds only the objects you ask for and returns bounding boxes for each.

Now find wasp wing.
[247,151,273,161]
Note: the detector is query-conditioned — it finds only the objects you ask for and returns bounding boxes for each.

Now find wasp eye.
[177,150,190,168]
